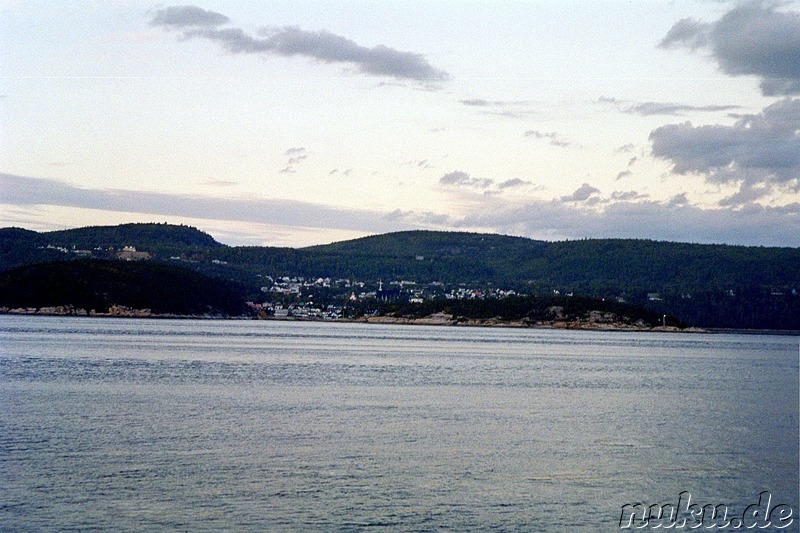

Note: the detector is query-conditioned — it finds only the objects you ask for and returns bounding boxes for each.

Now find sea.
[1,316,797,531]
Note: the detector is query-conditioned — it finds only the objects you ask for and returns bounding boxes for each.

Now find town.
[247,275,525,320]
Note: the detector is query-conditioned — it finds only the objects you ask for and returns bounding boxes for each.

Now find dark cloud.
[658,17,710,50]
[659,2,800,96]
[150,5,230,27]
[649,97,800,203]
[151,6,448,82]
[439,171,493,189]
[561,183,600,202]
[717,183,771,207]
[667,193,689,207]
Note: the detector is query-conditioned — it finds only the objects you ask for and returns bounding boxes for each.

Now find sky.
[1,0,799,247]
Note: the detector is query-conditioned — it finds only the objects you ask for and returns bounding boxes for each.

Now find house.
[116,246,152,261]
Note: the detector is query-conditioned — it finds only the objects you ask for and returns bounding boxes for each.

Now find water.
[1,316,797,531]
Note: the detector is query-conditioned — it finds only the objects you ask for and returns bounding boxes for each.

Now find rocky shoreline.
[0,305,225,319]
[355,311,707,332]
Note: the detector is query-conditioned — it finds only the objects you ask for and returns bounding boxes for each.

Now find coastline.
[5,306,799,335]
[1,306,708,333]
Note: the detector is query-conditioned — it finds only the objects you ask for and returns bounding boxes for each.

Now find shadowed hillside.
[0,259,246,316]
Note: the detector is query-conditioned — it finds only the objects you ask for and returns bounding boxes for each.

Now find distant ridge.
[303,230,544,257]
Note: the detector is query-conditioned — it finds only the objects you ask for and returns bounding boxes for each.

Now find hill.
[1,224,798,329]
[303,230,800,290]
[0,223,223,271]
[0,259,246,316]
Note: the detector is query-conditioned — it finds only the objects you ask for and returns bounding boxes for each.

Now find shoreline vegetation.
[0,305,703,333]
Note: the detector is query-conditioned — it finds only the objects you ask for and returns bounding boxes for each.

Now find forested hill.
[1,223,799,328]
[0,223,223,270]
[305,231,800,291]
[41,222,223,249]
[3,225,798,289]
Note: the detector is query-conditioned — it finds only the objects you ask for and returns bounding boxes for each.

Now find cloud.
[524,130,570,147]
[280,147,307,173]
[561,183,600,202]
[439,171,493,189]
[460,99,491,107]
[3,173,798,247]
[658,17,710,50]
[649,97,800,203]
[611,190,648,201]
[659,1,800,96]
[460,98,533,118]
[616,143,636,153]
[497,178,532,189]
[0,173,406,234]
[667,193,690,207]
[151,6,448,83]
[616,170,632,181]
[384,209,450,226]
[453,197,800,247]
[624,102,742,116]
[150,6,229,27]
[600,96,741,116]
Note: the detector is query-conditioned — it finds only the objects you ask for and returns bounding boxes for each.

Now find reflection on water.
[1,316,797,531]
